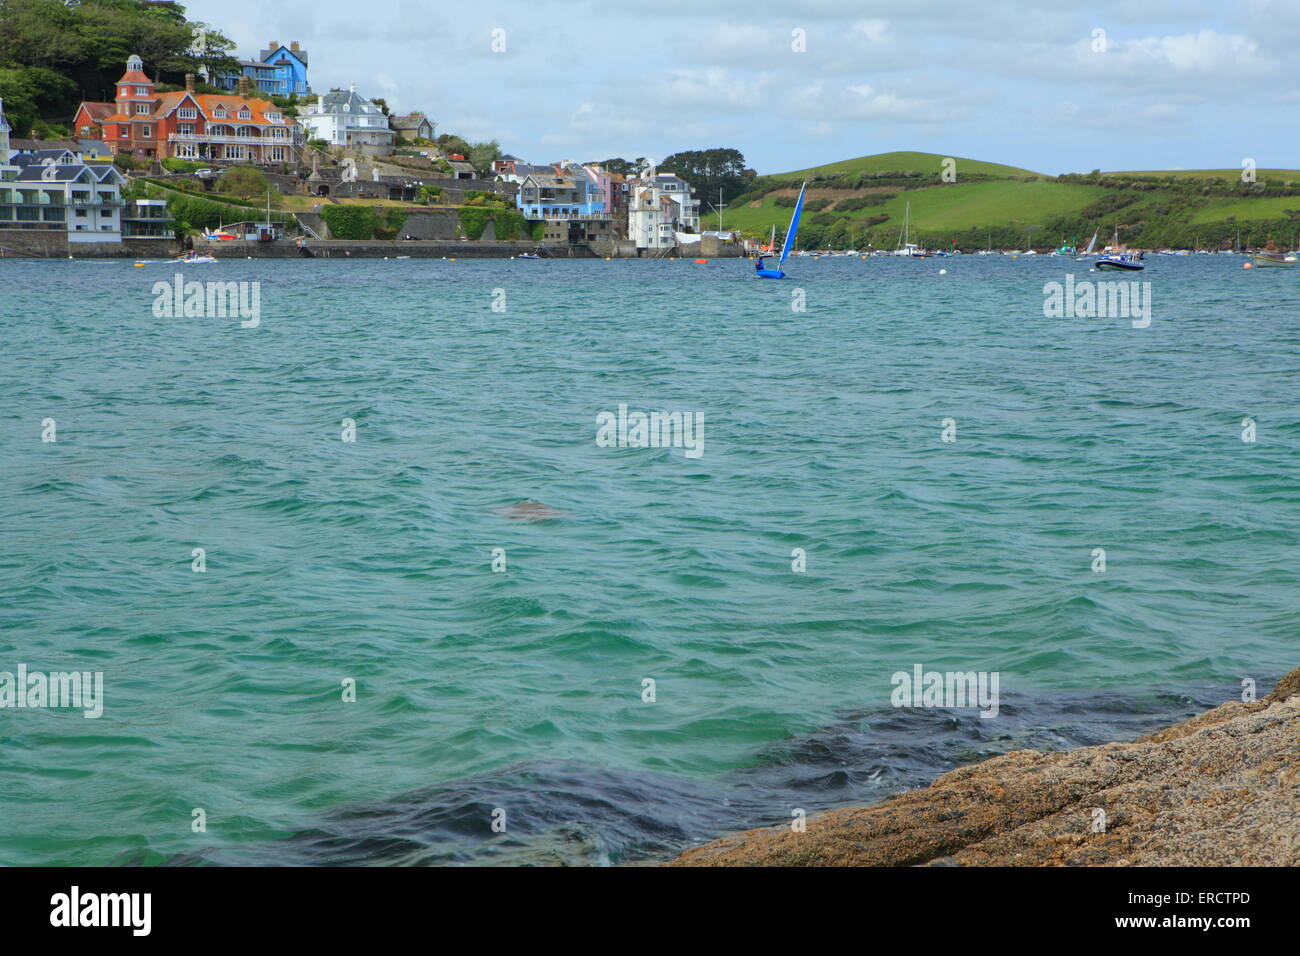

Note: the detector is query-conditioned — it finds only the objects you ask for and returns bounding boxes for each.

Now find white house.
[8,149,128,242]
[298,87,395,154]
[626,171,700,249]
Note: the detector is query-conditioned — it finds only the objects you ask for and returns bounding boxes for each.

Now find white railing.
[168,132,289,145]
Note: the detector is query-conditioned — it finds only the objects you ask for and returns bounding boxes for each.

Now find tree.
[659,148,749,206]
[467,139,501,176]
[435,133,471,158]
[0,64,76,136]
[219,165,272,203]
[0,0,237,103]
[593,157,636,177]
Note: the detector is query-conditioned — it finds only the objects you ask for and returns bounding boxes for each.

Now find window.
[179,124,194,135]
[121,128,129,138]
[267,147,286,162]
[141,126,152,138]
[213,107,226,118]
[238,108,251,120]
[136,87,149,96]
[135,103,151,115]
[266,112,281,122]
[120,87,130,98]
[178,108,197,119]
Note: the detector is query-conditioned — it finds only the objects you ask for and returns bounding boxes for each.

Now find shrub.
[458,206,490,239]
[322,205,377,239]
[162,157,205,174]
[835,193,894,211]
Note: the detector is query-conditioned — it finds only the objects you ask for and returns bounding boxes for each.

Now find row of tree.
[0,0,240,136]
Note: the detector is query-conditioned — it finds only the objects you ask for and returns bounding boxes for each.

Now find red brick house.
[74,55,300,165]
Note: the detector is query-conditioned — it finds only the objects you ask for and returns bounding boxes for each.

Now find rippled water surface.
[1,254,1297,864]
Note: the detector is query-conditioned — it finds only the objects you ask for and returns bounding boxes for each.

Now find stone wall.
[0,230,181,258]
[192,238,590,258]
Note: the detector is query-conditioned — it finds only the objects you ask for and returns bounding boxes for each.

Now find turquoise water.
[1,254,1297,865]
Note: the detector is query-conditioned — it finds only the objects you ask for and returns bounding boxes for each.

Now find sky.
[184,0,1300,176]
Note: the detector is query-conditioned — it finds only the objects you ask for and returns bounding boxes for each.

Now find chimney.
[317,94,324,109]
[184,73,195,93]
[290,41,299,52]
[238,75,251,97]
[269,40,278,50]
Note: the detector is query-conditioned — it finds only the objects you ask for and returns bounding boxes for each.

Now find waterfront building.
[75,58,299,165]
[626,171,700,249]
[297,88,396,154]
[213,41,312,97]
[4,147,128,243]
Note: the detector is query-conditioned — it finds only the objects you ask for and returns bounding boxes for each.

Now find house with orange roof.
[74,55,301,166]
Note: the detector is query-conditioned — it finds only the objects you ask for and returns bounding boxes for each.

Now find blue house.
[214,40,311,97]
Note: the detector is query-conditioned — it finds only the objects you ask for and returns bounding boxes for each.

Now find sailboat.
[755,182,806,279]
[1075,229,1098,260]
[894,200,927,256]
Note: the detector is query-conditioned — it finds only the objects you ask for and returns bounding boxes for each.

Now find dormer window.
[266,112,280,122]
[238,108,251,120]
[213,107,226,118]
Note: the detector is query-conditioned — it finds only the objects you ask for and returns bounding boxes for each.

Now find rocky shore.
[669,667,1300,866]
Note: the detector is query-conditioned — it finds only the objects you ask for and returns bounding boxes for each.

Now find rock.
[667,666,1300,867]
[495,500,569,521]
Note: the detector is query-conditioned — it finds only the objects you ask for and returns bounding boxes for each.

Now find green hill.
[773,150,1045,182]
[724,151,1300,251]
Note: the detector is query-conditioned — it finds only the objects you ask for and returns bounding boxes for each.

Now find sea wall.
[668,665,1300,866]
[0,230,182,258]
[191,238,591,258]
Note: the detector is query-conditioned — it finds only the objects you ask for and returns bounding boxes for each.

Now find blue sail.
[779,182,807,266]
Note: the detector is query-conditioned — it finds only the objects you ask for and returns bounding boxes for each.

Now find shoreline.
[668,666,1300,866]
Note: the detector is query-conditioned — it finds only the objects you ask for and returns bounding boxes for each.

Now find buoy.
[1243,262,1253,269]
[694,258,708,264]
[134,263,145,268]
[939,268,947,274]
[450,258,456,261]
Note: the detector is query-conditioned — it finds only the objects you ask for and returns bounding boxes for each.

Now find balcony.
[168,132,290,145]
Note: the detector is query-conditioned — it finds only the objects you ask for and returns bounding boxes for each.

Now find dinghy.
[755,182,806,279]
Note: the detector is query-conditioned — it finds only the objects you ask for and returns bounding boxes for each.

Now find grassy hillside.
[726,180,1107,234]
[775,151,1044,182]
[725,151,1300,250]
